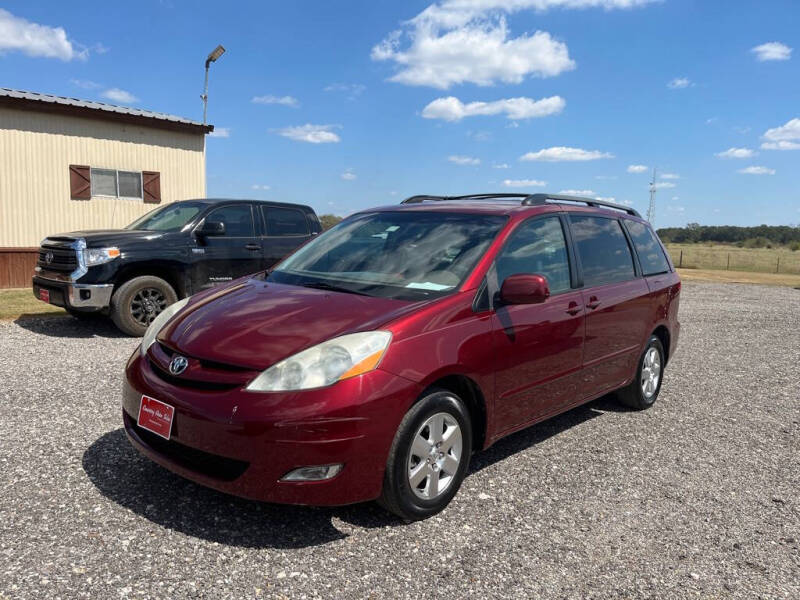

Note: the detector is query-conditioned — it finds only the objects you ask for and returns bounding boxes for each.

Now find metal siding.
[0,106,206,247]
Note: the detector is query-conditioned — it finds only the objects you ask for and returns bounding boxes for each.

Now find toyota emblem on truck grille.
[169,355,189,375]
[44,251,54,264]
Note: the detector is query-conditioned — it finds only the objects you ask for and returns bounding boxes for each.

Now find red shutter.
[143,171,161,204]
[69,165,91,200]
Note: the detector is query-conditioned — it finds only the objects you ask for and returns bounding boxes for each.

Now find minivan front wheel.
[616,335,665,410]
[379,389,472,521]
[111,276,178,337]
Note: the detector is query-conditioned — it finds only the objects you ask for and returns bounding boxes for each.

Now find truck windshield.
[126,202,205,232]
[268,211,507,300]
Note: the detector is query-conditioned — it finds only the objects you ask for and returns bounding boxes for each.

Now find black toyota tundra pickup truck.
[32,198,321,335]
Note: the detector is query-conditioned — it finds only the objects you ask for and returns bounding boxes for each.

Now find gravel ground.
[1,282,798,599]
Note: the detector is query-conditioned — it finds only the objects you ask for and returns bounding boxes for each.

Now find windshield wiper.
[299,281,371,296]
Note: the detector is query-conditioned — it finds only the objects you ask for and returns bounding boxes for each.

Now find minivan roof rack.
[400,193,641,217]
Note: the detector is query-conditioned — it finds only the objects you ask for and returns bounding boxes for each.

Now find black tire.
[110,276,178,337]
[616,335,665,410]
[379,388,472,521]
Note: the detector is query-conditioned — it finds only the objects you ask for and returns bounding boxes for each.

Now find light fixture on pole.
[201,44,226,125]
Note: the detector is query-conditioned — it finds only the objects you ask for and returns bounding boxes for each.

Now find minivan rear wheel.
[111,276,178,337]
[379,388,472,521]
[616,335,665,410]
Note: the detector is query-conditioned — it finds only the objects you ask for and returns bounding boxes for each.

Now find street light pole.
[201,44,226,125]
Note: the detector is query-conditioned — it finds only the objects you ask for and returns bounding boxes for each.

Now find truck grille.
[38,241,78,273]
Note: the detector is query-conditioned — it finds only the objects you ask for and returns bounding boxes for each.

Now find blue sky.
[2,0,798,227]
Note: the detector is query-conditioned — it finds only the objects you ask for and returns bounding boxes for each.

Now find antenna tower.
[647,167,657,224]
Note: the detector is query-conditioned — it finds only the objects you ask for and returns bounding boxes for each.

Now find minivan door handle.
[586,296,601,310]
[244,243,261,251]
[566,301,581,316]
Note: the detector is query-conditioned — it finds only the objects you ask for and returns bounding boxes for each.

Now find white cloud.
[422,95,565,121]
[595,196,616,203]
[407,0,659,30]
[520,146,614,162]
[654,182,676,189]
[761,140,800,150]
[661,173,680,179]
[503,179,547,187]
[668,205,685,213]
[627,164,648,173]
[738,166,775,175]
[761,118,800,150]
[448,155,481,165]
[275,124,341,144]
[751,42,792,62]
[324,83,366,99]
[715,147,755,159]
[559,189,595,196]
[667,77,691,89]
[208,127,230,138]
[251,184,271,190]
[372,21,575,89]
[70,78,102,90]
[252,95,299,107]
[493,163,510,169]
[595,175,618,180]
[0,9,86,61]
[101,88,138,104]
[341,169,357,181]
[671,196,679,201]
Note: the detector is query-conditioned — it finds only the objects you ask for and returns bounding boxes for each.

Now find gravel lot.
[1,282,798,599]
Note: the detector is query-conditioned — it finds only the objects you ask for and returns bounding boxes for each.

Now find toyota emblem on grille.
[44,251,54,264]
[169,355,189,375]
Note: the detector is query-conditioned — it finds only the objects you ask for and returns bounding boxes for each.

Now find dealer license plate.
[137,395,175,440]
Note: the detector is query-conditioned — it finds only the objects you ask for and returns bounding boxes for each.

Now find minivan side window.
[624,220,671,276]
[570,216,635,287]
[262,207,309,236]
[495,216,571,294]
[204,205,255,237]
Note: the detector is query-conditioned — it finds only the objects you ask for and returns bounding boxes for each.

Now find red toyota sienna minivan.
[122,193,680,521]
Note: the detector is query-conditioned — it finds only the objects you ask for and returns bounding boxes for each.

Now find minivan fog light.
[280,464,343,482]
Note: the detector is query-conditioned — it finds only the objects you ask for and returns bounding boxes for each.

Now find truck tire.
[110,276,178,337]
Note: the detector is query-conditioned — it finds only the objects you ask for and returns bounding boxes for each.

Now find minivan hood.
[48,229,165,247]
[160,280,420,370]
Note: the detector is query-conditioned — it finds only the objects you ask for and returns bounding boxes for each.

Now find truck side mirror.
[499,273,550,305]
[196,220,226,238]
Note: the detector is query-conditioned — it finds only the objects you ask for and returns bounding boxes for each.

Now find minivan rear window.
[570,216,635,287]
[624,220,671,276]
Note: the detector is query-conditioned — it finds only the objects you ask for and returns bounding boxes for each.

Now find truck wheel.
[111,276,178,337]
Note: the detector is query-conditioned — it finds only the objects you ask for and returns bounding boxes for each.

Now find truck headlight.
[83,247,121,266]
[246,331,392,392]
[140,298,190,355]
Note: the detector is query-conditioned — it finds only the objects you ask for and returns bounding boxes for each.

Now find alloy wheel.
[407,412,463,500]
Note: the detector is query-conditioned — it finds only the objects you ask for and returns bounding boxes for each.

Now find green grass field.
[665,243,800,275]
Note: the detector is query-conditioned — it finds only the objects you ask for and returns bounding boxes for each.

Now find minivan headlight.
[83,247,121,266]
[140,297,190,356]
[246,331,392,392]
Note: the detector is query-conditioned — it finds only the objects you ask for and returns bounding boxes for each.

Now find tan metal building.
[0,88,212,287]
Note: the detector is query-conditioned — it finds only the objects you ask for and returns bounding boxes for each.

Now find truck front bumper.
[32,275,113,311]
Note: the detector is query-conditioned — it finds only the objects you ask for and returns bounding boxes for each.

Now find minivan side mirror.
[195,220,226,237]
[500,273,550,305]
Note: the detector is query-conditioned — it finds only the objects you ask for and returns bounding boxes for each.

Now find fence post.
[679,250,683,268]
[727,253,730,270]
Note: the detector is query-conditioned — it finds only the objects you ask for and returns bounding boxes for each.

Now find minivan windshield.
[126,202,205,232]
[268,211,507,300]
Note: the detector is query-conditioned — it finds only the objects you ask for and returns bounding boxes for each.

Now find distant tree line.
[657,223,800,250]
[318,214,344,230]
